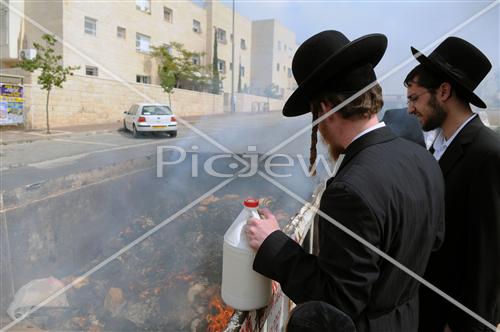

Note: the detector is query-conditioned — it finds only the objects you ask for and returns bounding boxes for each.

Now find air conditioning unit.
[19,49,37,60]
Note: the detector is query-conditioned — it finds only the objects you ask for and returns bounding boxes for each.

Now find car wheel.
[170,131,177,138]
[123,120,128,132]
[132,124,140,138]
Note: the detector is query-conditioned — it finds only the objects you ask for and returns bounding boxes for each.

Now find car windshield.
[141,106,172,115]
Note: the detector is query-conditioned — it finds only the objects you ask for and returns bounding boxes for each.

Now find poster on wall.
[0,83,24,125]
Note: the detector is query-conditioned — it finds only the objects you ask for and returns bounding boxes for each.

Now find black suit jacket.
[382,108,426,147]
[254,127,445,332]
[419,116,500,332]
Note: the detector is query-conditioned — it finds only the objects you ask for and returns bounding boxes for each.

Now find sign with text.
[0,83,24,125]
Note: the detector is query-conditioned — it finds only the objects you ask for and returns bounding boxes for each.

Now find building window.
[84,16,97,36]
[85,66,98,76]
[193,19,201,33]
[136,33,150,53]
[162,43,173,55]
[239,65,245,77]
[163,7,173,23]
[217,60,226,74]
[192,55,200,65]
[288,68,292,78]
[136,0,150,13]
[136,75,151,84]
[117,26,126,39]
[276,63,280,71]
[277,41,281,50]
[216,28,227,44]
[240,38,246,50]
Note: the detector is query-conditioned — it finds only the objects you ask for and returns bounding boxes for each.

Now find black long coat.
[254,127,445,332]
[419,116,500,332]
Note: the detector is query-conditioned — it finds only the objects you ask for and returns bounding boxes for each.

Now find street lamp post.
[231,0,236,113]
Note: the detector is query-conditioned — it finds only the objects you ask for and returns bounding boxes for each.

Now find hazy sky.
[220,0,499,96]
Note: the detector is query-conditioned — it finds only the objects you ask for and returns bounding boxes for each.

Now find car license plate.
[152,125,166,128]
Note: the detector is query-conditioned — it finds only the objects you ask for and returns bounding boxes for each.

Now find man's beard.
[422,94,447,132]
[319,131,342,162]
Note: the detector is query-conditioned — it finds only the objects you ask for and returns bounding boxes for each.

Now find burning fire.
[175,274,194,282]
[206,294,234,332]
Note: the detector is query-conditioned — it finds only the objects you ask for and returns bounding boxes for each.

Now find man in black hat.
[404,37,500,332]
[245,30,445,331]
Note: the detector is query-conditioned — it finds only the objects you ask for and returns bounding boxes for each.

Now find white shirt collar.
[351,121,386,145]
[331,122,386,177]
[432,113,477,161]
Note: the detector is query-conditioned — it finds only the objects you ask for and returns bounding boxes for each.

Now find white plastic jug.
[221,198,272,310]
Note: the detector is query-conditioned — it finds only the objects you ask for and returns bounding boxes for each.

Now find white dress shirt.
[332,122,386,176]
[432,114,477,161]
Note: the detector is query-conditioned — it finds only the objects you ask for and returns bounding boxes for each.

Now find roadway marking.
[1,120,284,172]
[0,164,157,213]
[0,135,199,171]
[53,138,119,147]
[25,131,72,136]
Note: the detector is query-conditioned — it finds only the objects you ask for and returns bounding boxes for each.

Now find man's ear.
[320,101,333,115]
[438,82,453,101]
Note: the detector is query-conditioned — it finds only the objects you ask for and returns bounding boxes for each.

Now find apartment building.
[251,19,298,99]
[0,0,297,128]
[1,0,284,93]
[206,1,252,93]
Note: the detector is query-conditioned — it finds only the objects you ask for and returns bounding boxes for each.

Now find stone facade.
[1,0,295,128]
[206,1,253,94]
[251,19,297,99]
[21,73,283,129]
[23,73,224,128]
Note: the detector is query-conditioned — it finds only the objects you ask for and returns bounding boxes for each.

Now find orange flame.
[175,274,193,282]
[206,294,234,332]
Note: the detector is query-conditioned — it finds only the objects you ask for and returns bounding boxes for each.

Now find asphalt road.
[1,112,319,190]
[0,111,322,330]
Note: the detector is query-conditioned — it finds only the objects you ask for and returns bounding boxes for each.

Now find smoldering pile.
[19,194,293,332]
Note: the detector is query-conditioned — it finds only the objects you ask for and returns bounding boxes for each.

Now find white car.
[123,103,177,137]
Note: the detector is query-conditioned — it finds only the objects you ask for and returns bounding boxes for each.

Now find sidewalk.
[0,122,124,145]
[0,111,279,145]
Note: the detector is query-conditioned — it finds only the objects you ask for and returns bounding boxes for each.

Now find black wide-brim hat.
[286,301,356,332]
[411,37,492,108]
[283,30,388,117]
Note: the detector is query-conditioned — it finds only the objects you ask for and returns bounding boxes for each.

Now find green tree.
[169,42,207,89]
[264,83,280,99]
[212,28,221,94]
[152,43,209,104]
[15,34,79,133]
[263,83,280,112]
[238,64,242,93]
[151,45,176,107]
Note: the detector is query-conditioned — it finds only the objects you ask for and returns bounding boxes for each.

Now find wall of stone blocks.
[23,74,225,129]
[21,74,284,129]
[230,92,285,113]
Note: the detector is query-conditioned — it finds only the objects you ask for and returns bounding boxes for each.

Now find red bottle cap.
[243,198,259,208]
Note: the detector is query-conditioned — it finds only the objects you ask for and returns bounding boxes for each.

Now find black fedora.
[283,30,387,117]
[411,37,492,108]
[286,301,356,332]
